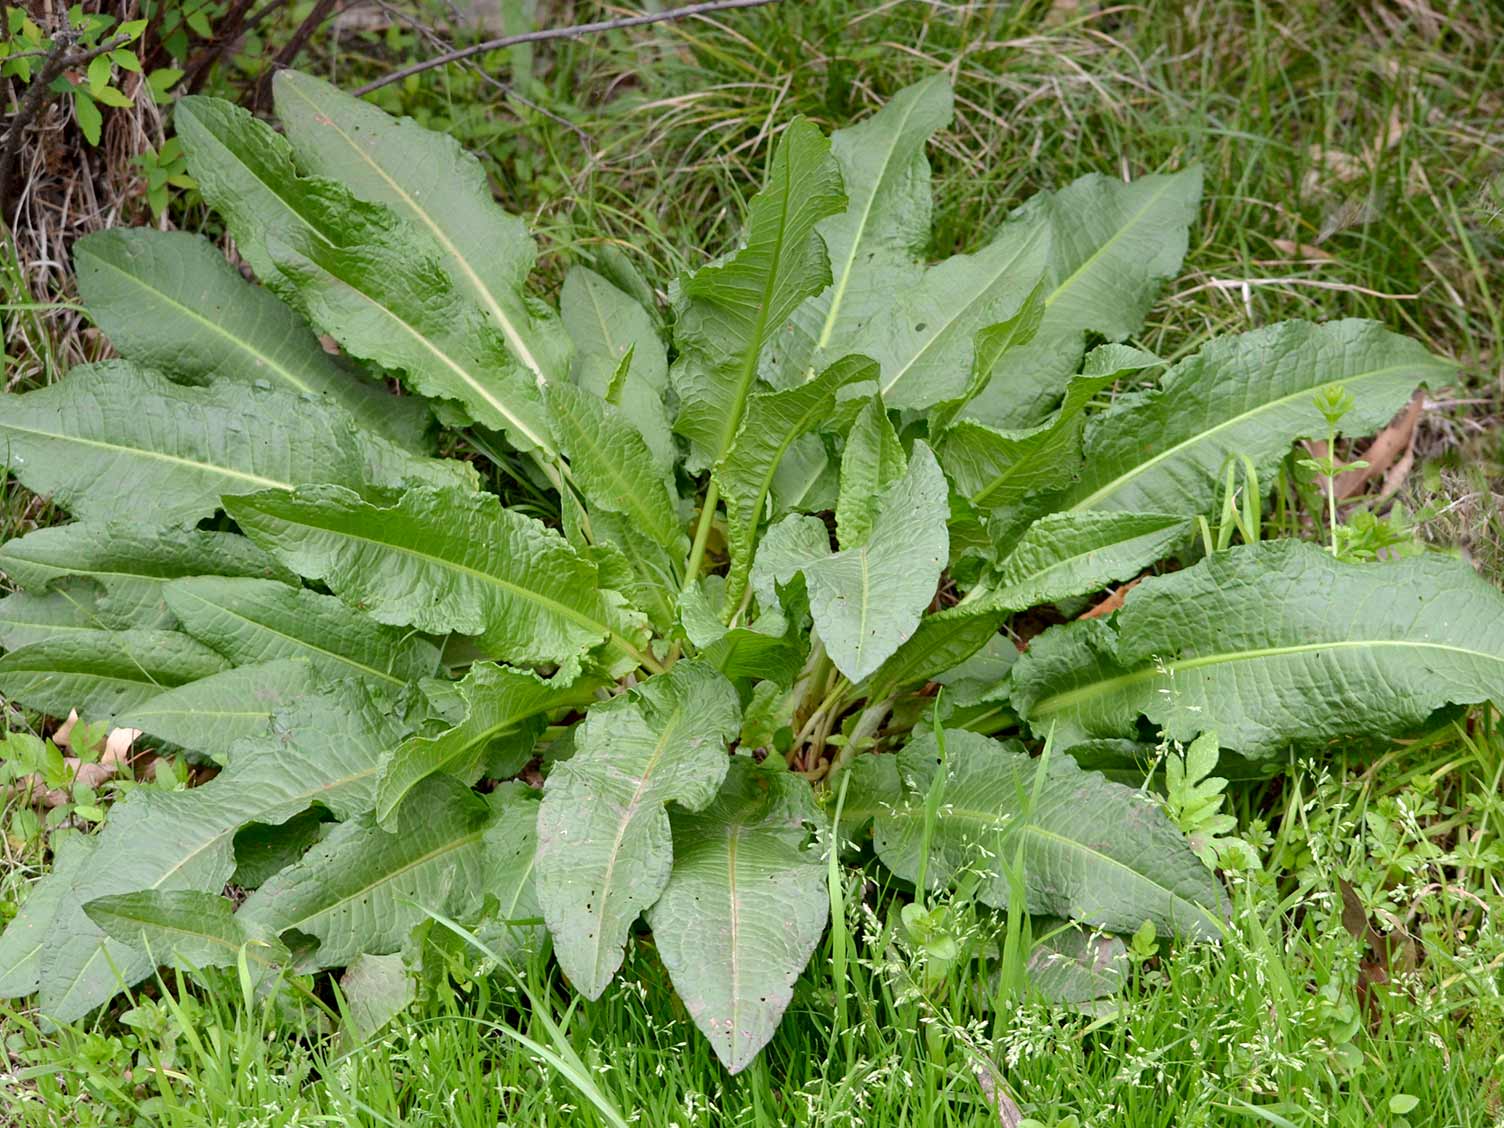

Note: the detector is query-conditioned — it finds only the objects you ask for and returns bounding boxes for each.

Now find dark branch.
[0,31,132,219]
[350,0,780,97]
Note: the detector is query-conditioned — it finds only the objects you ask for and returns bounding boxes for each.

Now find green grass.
[5,721,1501,1125]
[3,1,1504,1124]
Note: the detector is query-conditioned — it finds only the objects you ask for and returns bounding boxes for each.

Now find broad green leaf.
[0,630,230,720]
[226,485,617,672]
[274,69,571,386]
[760,75,952,386]
[926,283,1048,434]
[0,521,291,630]
[84,890,290,972]
[648,759,828,1074]
[119,659,320,762]
[672,119,846,472]
[801,443,949,681]
[0,362,469,523]
[1063,320,1454,515]
[561,266,673,470]
[163,576,440,688]
[468,784,547,968]
[861,609,1011,704]
[1012,540,1504,761]
[836,396,905,549]
[864,216,1050,411]
[749,514,831,620]
[938,344,1162,512]
[1026,922,1126,1009]
[862,730,1225,937]
[677,580,804,685]
[862,510,1193,701]
[0,585,101,648]
[966,512,1192,615]
[717,355,875,610]
[546,380,682,552]
[966,168,1203,429]
[73,228,430,446]
[535,660,741,998]
[584,509,681,635]
[232,808,330,890]
[23,681,407,1021]
[176,95,553,454]
[174,94,349,294]
[239,775,519,969]
[375,662,596,828]
[339,953,415,1043]
[0,834,98,997]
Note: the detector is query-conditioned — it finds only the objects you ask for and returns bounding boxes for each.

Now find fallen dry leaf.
[1079,577,1143,620]
[1335,390,1426,499]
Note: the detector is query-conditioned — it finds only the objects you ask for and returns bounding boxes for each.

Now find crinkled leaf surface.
[966,168,1202,429]
[536,660,740,998]
[164,576,440,688]
[802,443,948,680]
[836,396,906,549]
[73,227,428,446]
[0,521,291,629]
[858,730,1225,937]
[0,362,467,523]
[226,485,614,671]
[7,681,406,1022]
[376,662,595,827]
[85,890,289,972]
[546,380,681,552]
[0,630,230,720]
[760,75,952,385]
[177,95,553,454]
[119,658,320,762]
[648,759,828,1074]
[1013,540,1504,760]
[967,511,1192,615]
[1063,319,1454,515]
[239,775,515,968]
[672,119,845,471]
[275,69,571,386]
[717,355,875,609]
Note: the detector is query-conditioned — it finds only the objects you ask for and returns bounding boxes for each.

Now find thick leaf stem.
[682,480,721,593]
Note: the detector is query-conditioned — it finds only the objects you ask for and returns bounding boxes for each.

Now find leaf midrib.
[587,709,686,985]
[1066,363,1428,510]
[270,822,488,935]
[82,250,317,395]
[879,233,1040,397]
[1031,638,1504,716]
[243,501,610,652]
[278,77,547,382]
[170,586,408,686]
[1042,175,1183,315]
[899,800,1210,920]
[816,91,929,351]
[0,421,291,491]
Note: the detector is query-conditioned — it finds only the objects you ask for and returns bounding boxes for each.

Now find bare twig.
[0,30,132,219]
[351,0,781,96]
[254,0,343,108]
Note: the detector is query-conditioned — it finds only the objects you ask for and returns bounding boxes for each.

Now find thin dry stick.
[254,0,343,107]
[351,0,781,96]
